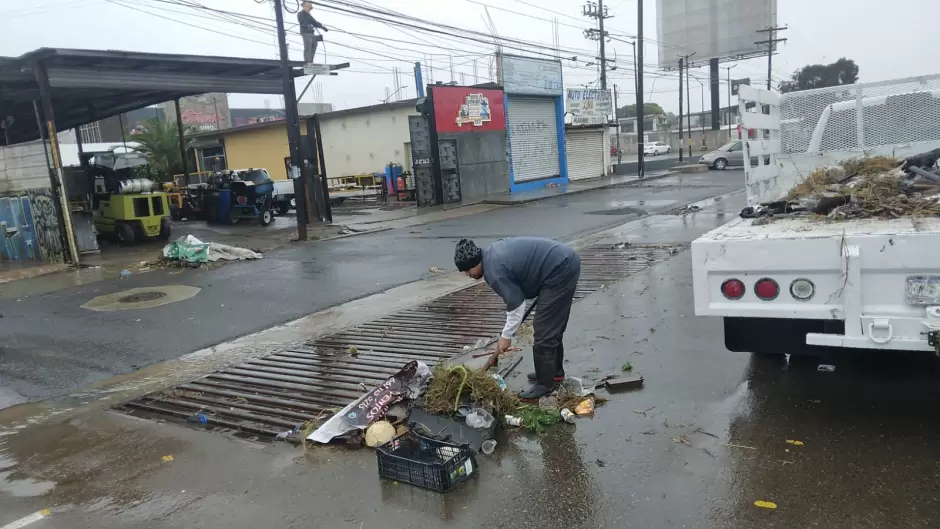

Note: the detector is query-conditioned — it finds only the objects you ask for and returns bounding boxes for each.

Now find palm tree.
[131,117,194,181]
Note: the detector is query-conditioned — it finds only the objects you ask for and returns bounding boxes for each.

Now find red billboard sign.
[433,87,505,134]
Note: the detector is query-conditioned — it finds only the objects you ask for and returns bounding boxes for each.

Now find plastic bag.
[465,408,495,429]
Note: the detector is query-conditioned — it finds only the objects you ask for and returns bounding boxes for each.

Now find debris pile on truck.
[741,151,940,222]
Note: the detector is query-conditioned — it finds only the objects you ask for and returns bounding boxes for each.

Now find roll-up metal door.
[566,129,606,181]
[507,96,560,183]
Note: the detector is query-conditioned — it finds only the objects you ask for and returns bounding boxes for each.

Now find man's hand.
[495,336,512,354]
[322,26,329,32]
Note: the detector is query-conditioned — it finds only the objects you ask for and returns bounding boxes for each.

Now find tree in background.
[779,58,859,93]
[131,117,194,181]
[616,102,665,119]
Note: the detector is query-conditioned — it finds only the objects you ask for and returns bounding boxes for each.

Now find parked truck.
[692,76,940,356]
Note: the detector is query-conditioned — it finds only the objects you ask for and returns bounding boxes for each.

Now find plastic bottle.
[560,408,576,424]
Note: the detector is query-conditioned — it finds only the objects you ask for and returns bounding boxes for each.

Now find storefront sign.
[432,86,506,134]
[566,89,612,126]
[500,54,563,96]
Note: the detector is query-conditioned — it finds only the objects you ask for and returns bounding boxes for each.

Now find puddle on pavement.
[0,449,56,498]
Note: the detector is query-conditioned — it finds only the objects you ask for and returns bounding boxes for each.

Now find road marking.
[1,509,51,529]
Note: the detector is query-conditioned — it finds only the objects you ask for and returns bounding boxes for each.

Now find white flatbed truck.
[692,76,940,355]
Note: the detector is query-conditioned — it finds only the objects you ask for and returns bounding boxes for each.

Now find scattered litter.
[428,267,447,273]
[560,376,594,397]
[595,458,607,467]
[621,362,633,372]
[465,408,495,429]
[185,412,208,425]
[633,405,656,417]
[481,439,497,455]
[504,415,524,427]
[604,375,644,391]
[119,269,132,279]
[560,408,576,424]
[162,235,263,264]
[754,500,778,509]
[365,421,397,447]
[538,395,559,410]
[308,361,431,444]
[724,443,757,450]
[817,364,836,372]
[161,455,174,462]
[672,434,691,446]
[347,345,359,355]
[276,425,301,441]
[489,374,507,391]
[671,204,702,215]
[785,439,805,447]
[574,398,595,415]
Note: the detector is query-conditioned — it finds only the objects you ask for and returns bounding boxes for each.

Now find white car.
[644,141,671,156]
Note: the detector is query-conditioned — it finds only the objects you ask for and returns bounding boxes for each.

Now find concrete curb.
[482,170,679,206]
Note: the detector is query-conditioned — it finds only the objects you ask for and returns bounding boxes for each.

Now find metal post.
[34,63,79,265]
[274,0,308,240]
[174,98,190,186]
[313,114,332,223]
[678,58,683,163]
[631,41,638,96]
[613,83,621,164]
[635,0,644,178]
[724,65,737,136]
[709,57,720,130]
[414,62,425,97]
[686,60,692,158]
[118,113,128,150]
[598,0,607,90]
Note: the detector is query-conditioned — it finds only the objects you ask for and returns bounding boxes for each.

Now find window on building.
[80,121,102,143]
[198,146,226,172]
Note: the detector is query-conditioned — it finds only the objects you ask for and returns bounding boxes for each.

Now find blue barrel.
[386,163,403,193]
[216,188,232,224]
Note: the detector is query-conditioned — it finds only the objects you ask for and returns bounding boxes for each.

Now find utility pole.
[678,57,683,163]
[756,26,787,90]
[723,64,738,136]
[636,0,644,178]
[613,83,622,164]
[414,61,425,97]
[273,0,307,241]
[685,58,693,158]
[582,0,612,90]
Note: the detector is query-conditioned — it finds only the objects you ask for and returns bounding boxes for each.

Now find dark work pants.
[532,255,581,387]
[302,33,322,64]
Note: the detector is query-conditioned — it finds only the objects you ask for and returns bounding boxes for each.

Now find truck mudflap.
[803,244,937,353]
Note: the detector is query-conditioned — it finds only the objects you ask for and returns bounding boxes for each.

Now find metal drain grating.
[117,244,681,437]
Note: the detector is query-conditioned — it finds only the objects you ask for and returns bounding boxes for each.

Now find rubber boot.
[527,344,564,382]
[519,345,556,400]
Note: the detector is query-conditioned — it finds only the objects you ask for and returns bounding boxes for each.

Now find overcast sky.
[3,0,938,115]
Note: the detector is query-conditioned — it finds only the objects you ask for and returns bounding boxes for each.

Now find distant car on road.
[698,140,758,170]
[644,141,671,156]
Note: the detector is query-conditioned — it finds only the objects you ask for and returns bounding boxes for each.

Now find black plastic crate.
[376,431,477,492]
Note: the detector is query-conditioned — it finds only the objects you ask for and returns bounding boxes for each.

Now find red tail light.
[754,278,779,300]
[721,279,745,300]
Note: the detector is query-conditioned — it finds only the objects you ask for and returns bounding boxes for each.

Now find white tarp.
[162,235,263,263]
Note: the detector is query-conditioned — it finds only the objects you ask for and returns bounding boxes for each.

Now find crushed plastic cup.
[465,408,495,429]
[481,439,497,455]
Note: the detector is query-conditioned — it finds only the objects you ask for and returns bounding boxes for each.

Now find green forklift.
[88,153,171,245]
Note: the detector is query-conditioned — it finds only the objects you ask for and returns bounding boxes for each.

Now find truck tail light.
[789,278,815,301]
[754,278,780,300]
[721,279,745,300]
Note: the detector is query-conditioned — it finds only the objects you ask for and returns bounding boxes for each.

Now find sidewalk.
[481,169,676,205]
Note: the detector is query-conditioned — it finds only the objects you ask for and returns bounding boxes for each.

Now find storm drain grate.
[117,244,682,438]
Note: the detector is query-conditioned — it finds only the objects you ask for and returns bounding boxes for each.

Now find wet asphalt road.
[2,193,939,528]
[0,171,743,407]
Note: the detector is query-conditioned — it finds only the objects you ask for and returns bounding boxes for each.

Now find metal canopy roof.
[0,47,305,145]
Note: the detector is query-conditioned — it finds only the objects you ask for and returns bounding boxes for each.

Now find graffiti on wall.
[0,188,62,263]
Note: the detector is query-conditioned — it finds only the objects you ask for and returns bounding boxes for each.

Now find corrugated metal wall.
[507,96,560,183]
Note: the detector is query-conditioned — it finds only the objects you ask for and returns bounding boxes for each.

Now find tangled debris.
[423,364,521,418]
[741,152,940,223]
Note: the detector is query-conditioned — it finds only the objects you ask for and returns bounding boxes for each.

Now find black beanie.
[454,238,482,271]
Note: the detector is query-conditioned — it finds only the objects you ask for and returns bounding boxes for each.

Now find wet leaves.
[785,439,805,447]
[161,455,175,462]
[754,500,777,509]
